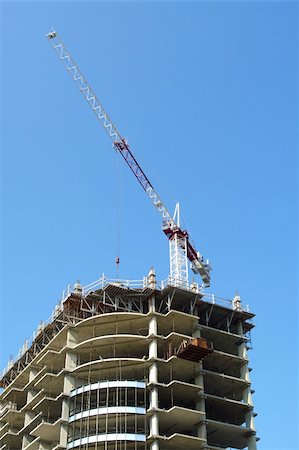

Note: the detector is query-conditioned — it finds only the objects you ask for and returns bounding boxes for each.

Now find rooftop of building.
[0,271,254,390]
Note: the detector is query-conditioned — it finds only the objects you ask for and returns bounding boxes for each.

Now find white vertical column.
[147,267,156,291]
[237,321,257,450]
[148,296,159,450]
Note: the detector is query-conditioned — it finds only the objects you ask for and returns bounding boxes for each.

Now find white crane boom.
[46,29,211,288]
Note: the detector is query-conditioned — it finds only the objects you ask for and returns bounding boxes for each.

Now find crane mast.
[46,29,211,288]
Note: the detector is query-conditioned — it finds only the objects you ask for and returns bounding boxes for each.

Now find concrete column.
[149,363,158,384]
[38,443,51,450]
[25,369,40,417]
[66,327,78,349]
[237,321,253,406]
[151,439,159,450]
[59,328,78,448]
[237,321,257,450]
[23,409,36,427]
[148,307,159,449]
[23,436,51,450]
[26,387,37,403]
[247,433,258,450]
[150,387,159,409]
[22,432,34,449]
[147,267,156,290]
[150,419,159,450]
[149,315,158,336]
[149,339,157,359]
[60,371,76,447]
[22,369,41,448]
[28,367,39,383]
[150,412,159,435]
[193,328,207,441]
[149,379,159,445]
[148,295,156,314]
[237,321,252,401]
[194,367,207,441]
[149,315,158,359]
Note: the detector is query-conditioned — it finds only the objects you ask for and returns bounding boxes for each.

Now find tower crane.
[46,29,211,288]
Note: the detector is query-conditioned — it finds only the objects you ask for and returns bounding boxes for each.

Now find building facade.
[0,271,257,450]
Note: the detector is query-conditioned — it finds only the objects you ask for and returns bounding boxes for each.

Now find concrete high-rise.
[0,270,257,449]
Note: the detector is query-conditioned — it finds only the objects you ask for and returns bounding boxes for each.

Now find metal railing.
[81,275,150,297]
[1,273,250,380]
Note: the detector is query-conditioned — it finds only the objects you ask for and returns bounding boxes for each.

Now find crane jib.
[114,139,174,223]
[46,29,211,288]
[114,140,154,192]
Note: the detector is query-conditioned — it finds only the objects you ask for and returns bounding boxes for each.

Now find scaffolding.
[0,274,253,390]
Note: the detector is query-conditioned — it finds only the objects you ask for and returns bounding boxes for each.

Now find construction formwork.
[0,271,257,450]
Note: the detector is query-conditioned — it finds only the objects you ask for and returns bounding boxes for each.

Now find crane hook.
[115,256,120,278]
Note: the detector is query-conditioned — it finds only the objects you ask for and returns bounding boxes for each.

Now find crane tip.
[46,30,57,39]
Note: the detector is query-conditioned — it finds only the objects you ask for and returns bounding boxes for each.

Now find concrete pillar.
[237,321,252,400]
[23,409,36,427]
[150,387,159,409]
[59,328,78,448]
[151,439,159,450]
[148,295,156,314]
[149,339,157,359]
[64,351,77,375]
[194,367,207,441]
[22,369,41,448]
[193,328,207,441]
[149,315,158,336]
[66,327,78,349]
[237,321,253,406]
[150,412,159,435]
[247,433,258,450]
[148,267,156,290]
[148,306,159,449]
[39,443,51,450]
[25,369,39,414]
[149,366,159,449]
[59,405,69,446]
[60,371,76,447]
[149,380,159,444]
[23,436,51,450]
[237,321,257,450]
[149,315,158,359]
[28,367,39,383]
[150,402,159,449]
[149,363,158,384]
[22,433,33,449]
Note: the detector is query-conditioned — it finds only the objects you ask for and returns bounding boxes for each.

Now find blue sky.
[0,1,297,449]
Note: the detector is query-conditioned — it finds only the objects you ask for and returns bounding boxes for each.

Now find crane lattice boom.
[46,29,211,288]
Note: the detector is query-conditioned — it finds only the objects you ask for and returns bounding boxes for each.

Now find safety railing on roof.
[1,274,250,380]
[73,275,249,311]
[61,274,247,310]
[81,275,150,297]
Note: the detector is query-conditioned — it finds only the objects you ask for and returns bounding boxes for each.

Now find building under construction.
[0,30,258,450]
[0,270,257,450]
